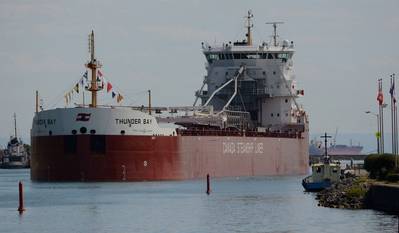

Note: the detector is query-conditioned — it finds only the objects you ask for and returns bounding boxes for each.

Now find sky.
[0,0,398,152]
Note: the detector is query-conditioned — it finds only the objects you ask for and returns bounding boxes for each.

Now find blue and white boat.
[302,133,341,192]
[302,161,341,192]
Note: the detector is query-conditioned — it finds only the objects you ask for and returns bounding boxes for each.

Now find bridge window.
[261,53,268,59]
[247,54,260,59]
[277,53,289,59]
[206,53,220,63]
[206,52,285,61]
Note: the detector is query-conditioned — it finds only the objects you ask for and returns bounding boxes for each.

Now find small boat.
[0,114,30,169]
[302,133,341,192]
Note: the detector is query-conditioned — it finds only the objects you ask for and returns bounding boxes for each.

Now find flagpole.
[379,79,384,154]
[393,73,398,168]
[377,113,380,154]
[389,75,395,154]
[396,102,398,168]
[378,79,381,154]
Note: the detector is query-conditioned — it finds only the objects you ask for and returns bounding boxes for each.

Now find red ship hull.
[31,135,309,181]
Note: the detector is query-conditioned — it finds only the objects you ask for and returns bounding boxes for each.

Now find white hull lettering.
[223,142,264,155]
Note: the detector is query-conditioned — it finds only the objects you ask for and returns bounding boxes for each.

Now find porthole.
[72,130,77,135]
[80,127,87,134]
[277,113,280,117]
[271,113,274,117]
[285,99,288,103]
[90,129,96,135]
[286,113,288,117]
[121,130,125,135]
[273,71,276,75]
[262,71,266,75]
[49,130,52,136]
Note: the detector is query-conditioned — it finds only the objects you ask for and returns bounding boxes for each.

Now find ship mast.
[245,10,253,46]
[266,21,284,46]
[86,31,102,107]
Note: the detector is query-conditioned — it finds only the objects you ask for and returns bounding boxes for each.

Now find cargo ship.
[31,12,309,181]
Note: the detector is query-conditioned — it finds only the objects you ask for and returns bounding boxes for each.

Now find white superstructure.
[194,11,306,131]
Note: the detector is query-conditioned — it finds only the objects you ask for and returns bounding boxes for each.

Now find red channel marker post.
[18,181,25,213]
[206,174,211,195]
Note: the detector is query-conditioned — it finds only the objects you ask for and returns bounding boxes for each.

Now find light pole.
[366,111,380,154]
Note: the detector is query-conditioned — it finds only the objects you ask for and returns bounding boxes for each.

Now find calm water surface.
[0,169,397,233]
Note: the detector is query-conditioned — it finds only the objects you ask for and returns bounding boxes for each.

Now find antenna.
[320,132,332,163]
[13,113,17,138]
[265,21,284,46]
[245,10,254,46]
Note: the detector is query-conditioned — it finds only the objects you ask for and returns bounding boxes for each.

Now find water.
[0,169,397,233]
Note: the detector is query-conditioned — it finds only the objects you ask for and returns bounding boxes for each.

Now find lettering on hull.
[115,118,152,127]
[223,142,263,155]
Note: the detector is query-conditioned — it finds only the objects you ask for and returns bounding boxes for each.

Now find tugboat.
[0,114,30,169]
[302,133,341,191]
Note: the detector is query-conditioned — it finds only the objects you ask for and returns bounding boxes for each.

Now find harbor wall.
[365,184,399,213]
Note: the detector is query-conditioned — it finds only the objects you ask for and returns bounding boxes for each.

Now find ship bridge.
[194,12,306,131]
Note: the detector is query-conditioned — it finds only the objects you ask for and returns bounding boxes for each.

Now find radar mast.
[266,21,284,46]
[245,10,253,46]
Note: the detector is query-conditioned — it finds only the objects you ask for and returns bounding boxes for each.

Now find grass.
[346,186,367,199]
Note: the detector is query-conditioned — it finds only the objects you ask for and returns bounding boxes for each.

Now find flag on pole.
[83,71,88,81]
[107,82,113,93]
[80,78,84,86]
[117,93,124,103]
[112,91,116,98]
[390,79,396,103]
[377,90,384,105]
[74,83,79,93]
[97,70,103,77]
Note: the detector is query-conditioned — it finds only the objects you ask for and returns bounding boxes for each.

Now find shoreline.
[315,175,399,214]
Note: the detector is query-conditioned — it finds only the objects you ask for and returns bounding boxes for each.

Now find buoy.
[18,181,25,213]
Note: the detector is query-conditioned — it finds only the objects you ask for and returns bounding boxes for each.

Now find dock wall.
[366,184,399,213]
